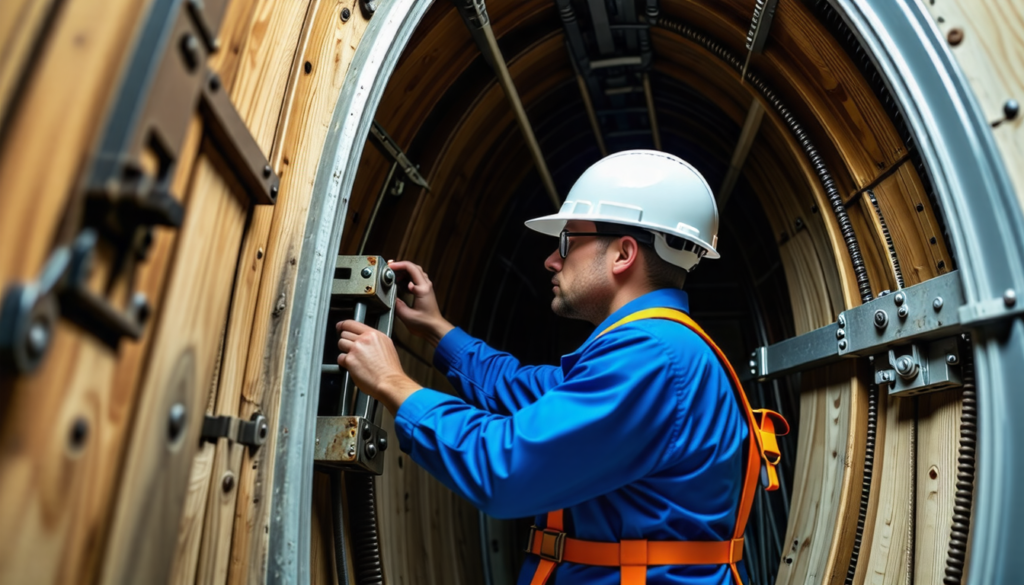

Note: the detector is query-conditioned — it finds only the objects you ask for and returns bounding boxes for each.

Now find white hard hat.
[525,150,719,271]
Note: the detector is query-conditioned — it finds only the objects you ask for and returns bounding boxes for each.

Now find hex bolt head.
[361,266,373,279]
[894,291,906,306]
[168,403,187,443]
[1004,289,1017,307]
[838,339,848,351]
[896,356,916,377]
[874,310,889,329]
[946,353,959,366]
[378,436,388,452]
[1005,99,1020,121]
[222,472,236,493]
[365,441,378,459]
[26,318,50,358]
[381,267,395,288]
[933,297,944,311]
[898,305,909,319]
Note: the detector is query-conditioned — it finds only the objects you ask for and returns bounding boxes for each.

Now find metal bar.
[591,56,642,70]
[451,0,560,210]
[368,121,429,189]
[642,73,661,150]
[338,302,368,416]
[751,322,839,381]
[586,0,615,54]
[718,99,764,207]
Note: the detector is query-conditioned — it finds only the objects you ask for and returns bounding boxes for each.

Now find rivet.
[933,297,944,311]
[27,318,50,358]
[898,305,909,319]
[361,421,372,440]
[256,248,264,260]
[946,353,959,365]
[382,267,395,287]
[263,164,272,178]
[69,417,89,449]
[270,185,279,199]
[378,436,388,451]
[131,293,151,325]
[947,27,964,46]
[894,292,906,306]
[179,33,201,71]
[222,472,236,492]
[838,314,847,327]
[1004,99,1020,121]
[208,74,221,92]
[1004,289,1017,307]
[168,403,187,443]
[836,328,845,340]
[341,7,351,21]
[749,359,756,368]
[365,441,378,459]
[838,339,848,351]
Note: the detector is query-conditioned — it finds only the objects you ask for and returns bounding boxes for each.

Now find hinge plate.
[201,412,269,448]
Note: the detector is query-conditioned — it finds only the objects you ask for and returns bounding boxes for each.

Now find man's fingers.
[389,260,430,286]
[336,319,374,333]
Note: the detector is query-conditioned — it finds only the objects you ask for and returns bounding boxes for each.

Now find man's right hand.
[388,260,455,347]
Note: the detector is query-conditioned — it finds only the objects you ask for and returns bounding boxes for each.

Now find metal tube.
[338,302,367,416]
[718,99,764,207]
[642,73,662,150]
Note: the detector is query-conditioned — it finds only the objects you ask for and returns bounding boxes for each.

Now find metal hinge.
[201,412,269,449]
[0,0,277,375]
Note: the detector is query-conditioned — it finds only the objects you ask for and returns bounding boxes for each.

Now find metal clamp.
[201,412,269,448]
[875,337,963,396]
[313,416,389,475]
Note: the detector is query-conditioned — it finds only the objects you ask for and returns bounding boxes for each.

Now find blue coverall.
[394,288,749,584]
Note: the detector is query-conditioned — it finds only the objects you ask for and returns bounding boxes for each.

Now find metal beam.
[642,73,661,150]
[452,0,560,210]
[718,99,764,206]
[586,0,615,55]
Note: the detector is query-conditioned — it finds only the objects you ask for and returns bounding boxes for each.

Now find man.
[338,150,781,584]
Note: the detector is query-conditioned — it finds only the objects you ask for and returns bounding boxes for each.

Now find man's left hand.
[336,320,422,414]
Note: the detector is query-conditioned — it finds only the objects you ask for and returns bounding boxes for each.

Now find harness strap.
[526,308,788,585]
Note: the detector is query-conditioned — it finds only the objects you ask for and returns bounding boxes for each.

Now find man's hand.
[388,260,455,346]
[337,320,422,414]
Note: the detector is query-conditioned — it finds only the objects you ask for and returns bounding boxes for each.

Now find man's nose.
[544,248,562,273]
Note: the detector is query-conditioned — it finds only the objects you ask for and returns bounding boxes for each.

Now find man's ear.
[610,236,640,276]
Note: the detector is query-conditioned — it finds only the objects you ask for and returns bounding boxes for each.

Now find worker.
[337,150,787,585]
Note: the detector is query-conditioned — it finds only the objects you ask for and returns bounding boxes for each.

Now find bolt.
[933,297,944,311]
[270,185,278,199]
[69,417,89,449]
[836,328,845,339]
[381,267,395,287]
[1004,289,1017,307]
[378,436,388,452]
[898,305,909,319]
[794,217,804,231]
[341,7,351,21]
[168,403,187,443]
[839,339,848,351]
[361,0,378,15]
[361,421,372,440]
[894,292,906,306]
[258,420,268,440]
[1005,99,1020,121]
[361,267,373,279]
[365,441,378,459]
[946,353,959,365]
[896,356,914,375]
[874,310,889,329]
[208,73,221,92]
[131,293,151,325]
[256,247,264,260]
[838,314,846,327]
[26,318,50,358]
[222,472,236,493]
[947,27,964,46]
[180,33,201,71]
[881,371,890,382]
[263,164,272,178]
[347,446,356,458]
[749,359,756,368]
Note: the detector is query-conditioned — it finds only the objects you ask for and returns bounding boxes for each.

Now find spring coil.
[654,17,873,305]
[845,383,878,584]
[347,473,385,585]
[867,191,906,289]
[944,342,976,584]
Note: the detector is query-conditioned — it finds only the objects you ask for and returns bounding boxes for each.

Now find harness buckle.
[527,525,566,563]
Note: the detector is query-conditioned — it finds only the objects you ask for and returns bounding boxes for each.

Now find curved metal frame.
[836,0,1024,582]
[267,1,434,583]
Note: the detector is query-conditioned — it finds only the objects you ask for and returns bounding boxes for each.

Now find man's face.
[543,219,611,323]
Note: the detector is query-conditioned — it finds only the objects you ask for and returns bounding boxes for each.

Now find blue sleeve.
[397,328,685,519]
[434,327,563,414]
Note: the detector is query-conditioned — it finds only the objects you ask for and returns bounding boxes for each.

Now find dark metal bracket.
[368,121,429,191]
[201,412,269,449]
[0,0,278,375]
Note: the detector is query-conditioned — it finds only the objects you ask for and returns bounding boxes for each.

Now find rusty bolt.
[947,28,964,46]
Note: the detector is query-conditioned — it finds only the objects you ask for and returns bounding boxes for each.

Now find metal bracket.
[876,337,963,396]
[750,271,984,388]
[0,0,277,375]
[368,121,429,190]
[313,416,388,475]
[201,412,269,448]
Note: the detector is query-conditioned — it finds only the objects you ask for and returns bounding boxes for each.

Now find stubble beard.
[551,255,608,323]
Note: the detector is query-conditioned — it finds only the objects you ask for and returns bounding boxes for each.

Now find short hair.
[594,222,689,290]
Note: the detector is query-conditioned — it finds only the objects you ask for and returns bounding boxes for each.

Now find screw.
[258,420,268,440]
[361,267,373,279]
[838,314,846,327]
[378,436,388,452]
[222,472,236,492]
[69,417,89,449]
[270,185,278,199]
[1005,99,1020,121]
[947,27,964,46]
[836,328,845,339]
[894,292,906,306]
[874,310,889,329]
[933,297,944,311]
[839,339,848,351]
[132,293,151,325]
[898,305,909,319]
[180,33,201,71]
[168,403,187,443]
[341,7,351,21]
[263,164,272,178]
[26,318,50,358]
[1004,289,1017,307]
[946,353,959,365]
[208,74,221,92]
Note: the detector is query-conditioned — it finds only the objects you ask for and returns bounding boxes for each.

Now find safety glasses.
[558,230,654,259]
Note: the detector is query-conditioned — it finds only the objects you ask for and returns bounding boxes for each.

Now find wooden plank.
[914,390,962,583]
[925,0,1024,210]
[226,0,373,581]
[0,0,60,129]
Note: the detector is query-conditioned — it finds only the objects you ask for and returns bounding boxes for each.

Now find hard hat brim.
[524,213,721,260]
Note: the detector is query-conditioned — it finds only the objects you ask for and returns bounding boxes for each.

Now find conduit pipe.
[718,99,765,206]
[451,0,561,210]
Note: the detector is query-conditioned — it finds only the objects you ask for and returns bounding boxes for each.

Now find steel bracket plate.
[313,416,388,475]
[876,336,963,397]
[201,412,269,448]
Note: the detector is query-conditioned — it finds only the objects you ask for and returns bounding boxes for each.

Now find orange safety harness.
[526,308,789,585]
